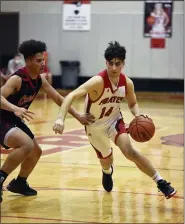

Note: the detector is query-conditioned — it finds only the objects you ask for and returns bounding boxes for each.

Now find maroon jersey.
[0,67,42,122]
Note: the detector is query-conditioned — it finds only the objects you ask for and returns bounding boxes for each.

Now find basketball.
[147,16,155,26]
[129,115,155,142]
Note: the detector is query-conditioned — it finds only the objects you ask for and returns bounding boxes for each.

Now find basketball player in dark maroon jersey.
[53,41,176,199]
[0,39,94,203]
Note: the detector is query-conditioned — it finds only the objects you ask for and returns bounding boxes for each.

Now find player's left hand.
[53,118,64,134]
[77,113,95,125]
[138,114,152,120]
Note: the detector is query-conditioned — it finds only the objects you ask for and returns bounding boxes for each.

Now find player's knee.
[35,145,42,158]
[22,140,34,155]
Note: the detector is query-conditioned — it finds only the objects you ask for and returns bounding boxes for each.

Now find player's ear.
[26,58,32,66]
[25,58,29,66]
[122,61,125,67]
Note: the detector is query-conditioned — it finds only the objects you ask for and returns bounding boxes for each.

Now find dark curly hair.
[104,41,126,62]
[19,39,47,59]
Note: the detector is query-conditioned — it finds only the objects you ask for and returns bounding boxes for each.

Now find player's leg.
[111,118,157,176]
[99,154,114,192]
[2,128,34,174]
[99,154,113,170]
[18,138,42,178]
[116,133,157,176]
[7,138,42,196]
[91,144,114,193]
[110,118,176,199]
[115,133,176,199]
[0,127,34,202]
[86,126,113,192]
[6,122,41,196]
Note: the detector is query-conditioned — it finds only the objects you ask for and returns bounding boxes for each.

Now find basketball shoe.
[157,179,177,199]
[7,178,37,196]
[102,166,113,192]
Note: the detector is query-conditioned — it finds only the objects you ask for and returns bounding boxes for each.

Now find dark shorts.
[0,119,34,149]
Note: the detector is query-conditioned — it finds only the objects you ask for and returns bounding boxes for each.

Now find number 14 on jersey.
[99,107,114,119]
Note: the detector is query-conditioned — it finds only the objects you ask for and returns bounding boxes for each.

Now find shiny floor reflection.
[1,96,184,223]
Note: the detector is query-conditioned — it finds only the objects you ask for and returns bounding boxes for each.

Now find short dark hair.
[19,39,47,59]
[104,41,126,62]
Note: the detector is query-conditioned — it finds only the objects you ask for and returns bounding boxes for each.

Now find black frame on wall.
[0,12,19,69]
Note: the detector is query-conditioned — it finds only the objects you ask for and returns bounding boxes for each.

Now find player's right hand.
[14,107,35,121]
[53,118,64,134]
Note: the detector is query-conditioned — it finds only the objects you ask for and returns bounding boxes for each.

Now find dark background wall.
[0,12,19,69]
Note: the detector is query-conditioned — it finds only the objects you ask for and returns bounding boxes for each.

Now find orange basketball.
[147,16,155,26]
[129,115,155,142]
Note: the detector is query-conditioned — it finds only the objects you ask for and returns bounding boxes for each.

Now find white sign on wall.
[63,0,91,31]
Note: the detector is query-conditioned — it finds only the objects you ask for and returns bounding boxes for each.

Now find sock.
[152,172,163,184]
[103,166,112,175]
[0,170,8,185]
[16,175,27,182]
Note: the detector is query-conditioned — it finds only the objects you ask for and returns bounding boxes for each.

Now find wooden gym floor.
[0,92,184,223]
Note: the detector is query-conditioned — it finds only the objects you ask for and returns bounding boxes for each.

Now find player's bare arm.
[0,76,34,121]
[163,12,169,27]
[53,76,103,134]
[125,77,141,117]
[57,76,103,120]
[41,76,95,125]
[41,75,64,105]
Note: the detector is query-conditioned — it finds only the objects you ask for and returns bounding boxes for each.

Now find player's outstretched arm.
[41,76,95,124]
[125,77,141,117]
[53,76,102,134]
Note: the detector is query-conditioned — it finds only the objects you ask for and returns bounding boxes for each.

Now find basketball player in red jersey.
[0,39,94,203]
[53,41,176,199]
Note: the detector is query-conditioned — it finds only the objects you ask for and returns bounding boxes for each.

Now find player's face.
[27,53,45,75]
[155,3,162,10]
[106,58,124,78]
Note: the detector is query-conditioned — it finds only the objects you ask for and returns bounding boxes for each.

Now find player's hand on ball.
[53,118,64,134]
[129,115,155,142]
[77,113,95,125]
[137,114,152,121]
